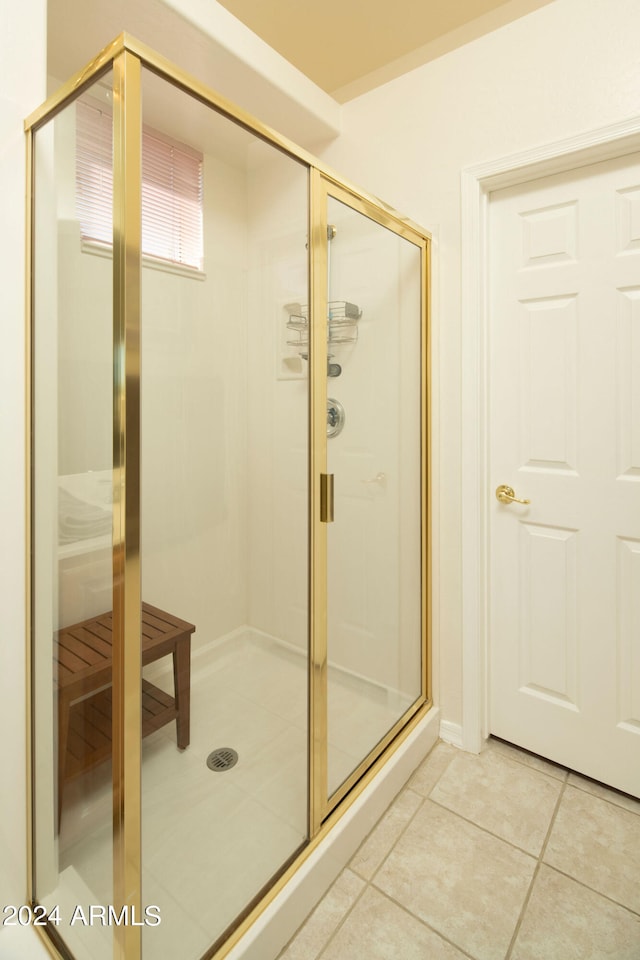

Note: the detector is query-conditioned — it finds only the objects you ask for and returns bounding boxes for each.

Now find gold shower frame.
[25,33,432,960]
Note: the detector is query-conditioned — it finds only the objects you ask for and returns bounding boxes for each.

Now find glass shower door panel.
[139,68,309,958]
[326,195,423,798]
[32,74,115,960]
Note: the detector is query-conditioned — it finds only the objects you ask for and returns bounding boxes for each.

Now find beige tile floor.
[277,738,640,960]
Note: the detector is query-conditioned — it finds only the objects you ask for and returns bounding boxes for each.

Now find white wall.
[317,0,640,728]
[246,151,310,650]
[140,152,250,645]
[245,159,423,699]
[322,203,422,694]
[0,1,53,958]
[47,122,250,645]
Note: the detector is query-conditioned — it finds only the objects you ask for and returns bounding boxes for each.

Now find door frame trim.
[460,115,640,753]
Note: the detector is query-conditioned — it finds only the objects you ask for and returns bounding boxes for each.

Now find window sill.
[81,239,206,281]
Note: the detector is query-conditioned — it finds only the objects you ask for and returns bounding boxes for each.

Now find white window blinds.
[76,99,204,271]
[76,100,114,248]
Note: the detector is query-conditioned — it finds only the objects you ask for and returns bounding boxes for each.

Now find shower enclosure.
[26,35,431,960]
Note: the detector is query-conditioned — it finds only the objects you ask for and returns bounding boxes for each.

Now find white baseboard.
[147,625,414,709]
[439,719,463,748]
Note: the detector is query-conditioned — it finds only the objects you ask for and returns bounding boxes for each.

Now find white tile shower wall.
[323,202,403,688]
[246,158,422,697]
[322,203,421,694]
[52,146,250,643]
[246,150,310,653]
[140,152,250,646]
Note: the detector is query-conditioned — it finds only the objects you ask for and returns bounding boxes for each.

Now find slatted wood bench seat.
[55,602,195,820]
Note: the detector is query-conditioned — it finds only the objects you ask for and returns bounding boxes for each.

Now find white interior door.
[488,151,640,797]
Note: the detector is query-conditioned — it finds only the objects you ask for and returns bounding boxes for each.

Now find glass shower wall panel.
[139,69,309,958]
[326,196,423,798]
[32,72,114,960]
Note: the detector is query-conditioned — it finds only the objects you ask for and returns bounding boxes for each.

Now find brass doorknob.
[496,484,530,505]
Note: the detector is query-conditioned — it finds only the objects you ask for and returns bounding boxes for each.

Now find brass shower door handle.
[320,473,335,522]
[495,484,530,505]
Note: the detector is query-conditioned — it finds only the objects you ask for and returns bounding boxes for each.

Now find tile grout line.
[367,886,482,960]
[359,747,459,884]
[538,781,640,917]
[356,754,476,960]
[285,742,639,960]
[312,783,433,960]
[486,738,569,780]
[541,862,640,919]
[503,777,568,959]
[355,749,485,960]
[315,747,459,960]
[356,745,551,960]
[314,876,370,960]
[361,745,491,960]
[563,779,640,817]
[489,738,640,815]
[426,794,557,861]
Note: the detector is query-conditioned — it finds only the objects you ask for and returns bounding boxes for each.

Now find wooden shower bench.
[55,602,195,818]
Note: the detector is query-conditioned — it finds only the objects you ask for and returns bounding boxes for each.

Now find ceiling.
[46,0,344,147]
[46,0,554,151]
[216,0,554,100]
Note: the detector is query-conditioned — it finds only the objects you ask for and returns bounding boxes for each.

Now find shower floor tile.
[57,631,408,956]
[143,782,306,938]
